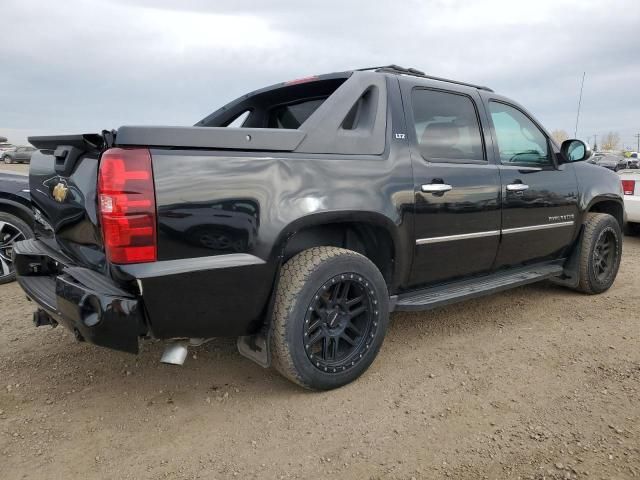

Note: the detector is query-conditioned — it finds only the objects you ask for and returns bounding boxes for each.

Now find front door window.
[489,102,551,166]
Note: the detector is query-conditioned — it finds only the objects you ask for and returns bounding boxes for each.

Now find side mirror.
[560,139,592,163]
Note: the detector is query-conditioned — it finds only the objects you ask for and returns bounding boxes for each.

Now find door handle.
[422,183,452,193]
[506,183,529,192]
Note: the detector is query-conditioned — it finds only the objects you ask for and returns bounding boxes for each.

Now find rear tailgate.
[15,133,146,353]
[28,134,107,271]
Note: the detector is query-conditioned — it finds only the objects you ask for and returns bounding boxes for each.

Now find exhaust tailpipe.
[160,341,189,366]
[160,338,208,366]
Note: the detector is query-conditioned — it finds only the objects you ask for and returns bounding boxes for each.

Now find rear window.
[267,98,326,129]
[197,77,348,130]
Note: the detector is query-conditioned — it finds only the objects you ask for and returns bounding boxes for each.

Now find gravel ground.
[0,163,29,174]
[1,235,639,479]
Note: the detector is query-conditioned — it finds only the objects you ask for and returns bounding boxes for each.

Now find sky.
[1,0,639,149]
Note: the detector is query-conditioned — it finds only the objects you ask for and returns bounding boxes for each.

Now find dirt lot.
[0,235,638,479]
[0,163,29,174]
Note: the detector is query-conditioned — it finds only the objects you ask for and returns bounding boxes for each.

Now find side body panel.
[574,161,625,223]
[0,171,30,202]
[409,162,501,285]
[0,171,33,225]
[135,78,415,339]
[494,164,580,267]
[398,79,501,287]
[478,92,581,268]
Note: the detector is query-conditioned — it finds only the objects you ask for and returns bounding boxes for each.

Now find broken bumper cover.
[13,239,144,353]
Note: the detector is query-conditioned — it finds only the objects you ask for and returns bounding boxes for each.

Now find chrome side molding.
[416,221,575,245]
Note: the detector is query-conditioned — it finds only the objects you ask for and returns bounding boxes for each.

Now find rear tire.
[3,156,12,164]
[270,247,389,390]
[574,213,622,294]
[0,212,33,284]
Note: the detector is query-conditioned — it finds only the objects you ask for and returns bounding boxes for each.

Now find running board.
[394,263,564,312]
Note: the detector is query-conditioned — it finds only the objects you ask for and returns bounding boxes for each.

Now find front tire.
[270,247,389,390]
[3,156,12,164]
[574,213,622,294]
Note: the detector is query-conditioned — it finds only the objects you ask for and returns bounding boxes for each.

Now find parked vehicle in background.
[617,157,632,170]
[628,152,639,169]
[621,170,640,235]
[0,143,16,155]
[13,65,624,390]
[586,152,603,165]
[0,170,33,283]
[594,154,625,171]
[2,146,36,164]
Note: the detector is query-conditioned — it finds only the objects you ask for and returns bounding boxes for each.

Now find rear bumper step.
[14,239,144,353]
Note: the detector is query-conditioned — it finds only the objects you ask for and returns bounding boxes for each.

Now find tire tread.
[270,246,372,389]
[575,212,620,294]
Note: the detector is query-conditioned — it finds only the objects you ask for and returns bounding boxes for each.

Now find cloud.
[1,0,639,148]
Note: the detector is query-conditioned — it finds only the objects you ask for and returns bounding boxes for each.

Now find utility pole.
[593,134,598,152]
[574,72,586,138]
[634,133,640,152]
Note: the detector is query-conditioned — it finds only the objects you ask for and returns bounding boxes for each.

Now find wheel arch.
[239,211,405,369]
[585,196,624,228]
[272,211,406,292]
[0,199,34,228]
[553,203,623,290]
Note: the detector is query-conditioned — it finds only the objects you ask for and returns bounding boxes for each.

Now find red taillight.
[622,179,636,196]
[98,148,157,264]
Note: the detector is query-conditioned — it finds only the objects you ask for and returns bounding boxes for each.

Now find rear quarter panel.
[141,148,414,339]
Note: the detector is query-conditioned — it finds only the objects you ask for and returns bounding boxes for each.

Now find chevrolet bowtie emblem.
[52,182,69,203]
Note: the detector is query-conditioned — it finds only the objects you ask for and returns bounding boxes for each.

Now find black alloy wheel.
[303,273,379,373]
[271,246,390,390]
[592,229,616,283]
[575,212,621,294]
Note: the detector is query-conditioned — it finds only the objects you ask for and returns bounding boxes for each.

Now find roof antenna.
[574,72,586,138]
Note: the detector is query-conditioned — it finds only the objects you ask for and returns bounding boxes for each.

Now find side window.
[411,89,485,162]
[488,102,550,166]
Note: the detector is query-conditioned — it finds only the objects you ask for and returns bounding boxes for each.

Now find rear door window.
[411,89,485,162]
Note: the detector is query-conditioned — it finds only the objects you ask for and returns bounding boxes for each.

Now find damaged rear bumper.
[13,239,144,353]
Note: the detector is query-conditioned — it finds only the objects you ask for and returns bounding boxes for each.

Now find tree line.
[550,130,622,151]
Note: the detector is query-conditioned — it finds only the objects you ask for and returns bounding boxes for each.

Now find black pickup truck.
[14,65,624,390]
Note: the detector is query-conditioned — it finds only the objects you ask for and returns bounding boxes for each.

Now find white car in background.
[621,170,640,235]
[0,143,16,155]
